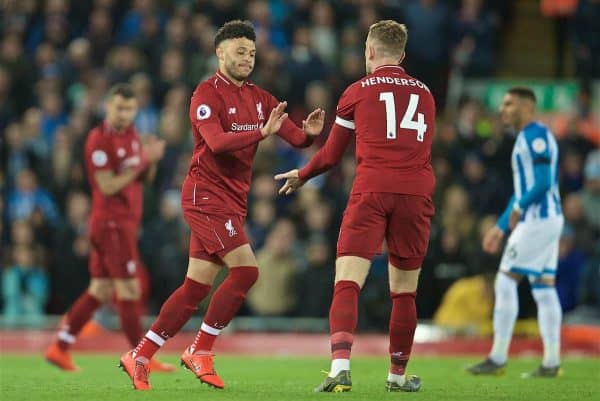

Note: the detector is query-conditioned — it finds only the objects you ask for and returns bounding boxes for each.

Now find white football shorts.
[499,216,564,279]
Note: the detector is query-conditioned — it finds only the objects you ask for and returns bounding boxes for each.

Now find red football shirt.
[187,71,313,216]
[85,122,146,228]
[300,65,436,197]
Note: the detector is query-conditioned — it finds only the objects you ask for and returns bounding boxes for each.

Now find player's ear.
[398,51,405,65]
[216,45,224,61]
[367,43,376,60]
[103,97,112,114]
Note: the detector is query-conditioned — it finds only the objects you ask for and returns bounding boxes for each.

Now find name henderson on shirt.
[360,75,430,91]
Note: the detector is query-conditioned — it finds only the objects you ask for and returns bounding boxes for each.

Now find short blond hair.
[367,20,408,57]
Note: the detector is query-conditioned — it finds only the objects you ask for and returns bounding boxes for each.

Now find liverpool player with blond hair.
[277,20,435,392]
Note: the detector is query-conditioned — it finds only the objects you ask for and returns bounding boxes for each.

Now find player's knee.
[389,281,418,294]
[223,245,258,268]
[334,256,370,287]
[187,258,221,285]
[88,280,113,303]
[113,280,141,300]
[89,289,111,303]
[388,264,420,293]
[531,276,555,287]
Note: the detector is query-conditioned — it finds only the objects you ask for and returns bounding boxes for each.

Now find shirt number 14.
[379,92,427,142]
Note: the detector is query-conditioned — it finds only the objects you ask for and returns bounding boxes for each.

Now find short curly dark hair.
[508,87,537,104]
[214,20,256,48]
[108,83,135,99]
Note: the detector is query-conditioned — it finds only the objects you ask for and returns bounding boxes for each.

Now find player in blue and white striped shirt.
[468,88,564,378]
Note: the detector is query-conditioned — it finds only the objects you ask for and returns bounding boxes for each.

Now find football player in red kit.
[276,20,436,393]
[120,20,324,390]
[45,84,171,372]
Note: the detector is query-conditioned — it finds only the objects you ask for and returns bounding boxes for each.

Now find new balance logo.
[228,107,236,114]
[225,219,237,237]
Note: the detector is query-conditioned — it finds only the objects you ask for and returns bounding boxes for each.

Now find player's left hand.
[274,169,305,195]
[509,209,522,230]
[302,108,325,137]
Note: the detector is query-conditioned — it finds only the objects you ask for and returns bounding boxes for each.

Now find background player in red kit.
[120,20,325,390]
[276,20,436,393]
[44,84,168,371]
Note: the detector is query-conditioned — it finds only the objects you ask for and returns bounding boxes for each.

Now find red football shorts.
[89,220,140,279]
[337,193,435,269]
[181,179,249,264]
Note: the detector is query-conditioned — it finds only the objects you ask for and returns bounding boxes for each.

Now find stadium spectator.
[7,169,60,227]
[556,225,587,312]
[540,0,578,77]
[572,0,600,81]
[451,0,499,77]
[0,0,596,332]
[433,272,494,334]
[140,190,187,309]
[3,244,49,327]
[296,235,334,317]
[50,191,91,312]
[403,0,450,103]
[247,219,300,316]
[582,150,600,231]
[562,192,597,254]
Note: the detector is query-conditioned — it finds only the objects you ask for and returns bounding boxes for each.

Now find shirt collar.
[373,64,405,73]
[103,120,132,135]
[214,70,251,90]
[522,121,538,131]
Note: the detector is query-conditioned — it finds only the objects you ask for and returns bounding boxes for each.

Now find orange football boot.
[180,347,224,389]
[149,358,176,372]
[119,351,151,390]
[45,342,80,372]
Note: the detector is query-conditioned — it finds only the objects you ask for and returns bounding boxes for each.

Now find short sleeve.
[189,85,224,131]
[335,84,358,130]
[524,125,551,163]
[85,133,114,174]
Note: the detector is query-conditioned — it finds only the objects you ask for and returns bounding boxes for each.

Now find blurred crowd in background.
[0,0,598,331]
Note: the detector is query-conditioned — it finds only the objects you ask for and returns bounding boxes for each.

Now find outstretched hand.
[261,101,288,137]
[274,169,304,195]
[303,108,325,137]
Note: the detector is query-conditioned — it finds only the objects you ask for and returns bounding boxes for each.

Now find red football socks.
[329,280,360,359]
[134,277,211,359]
[57,292,102,350]
[389,292,417,375]
[117,300,143,347]
[192,266,258,352]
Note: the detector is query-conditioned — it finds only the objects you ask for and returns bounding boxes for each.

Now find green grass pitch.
[1,354,598,401]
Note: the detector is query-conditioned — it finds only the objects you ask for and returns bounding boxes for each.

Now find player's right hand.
[482,225,504,254]
[274,169,304,195]
[260,101,288,137]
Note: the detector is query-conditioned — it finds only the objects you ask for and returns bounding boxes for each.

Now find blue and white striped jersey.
[510,122,561,222]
